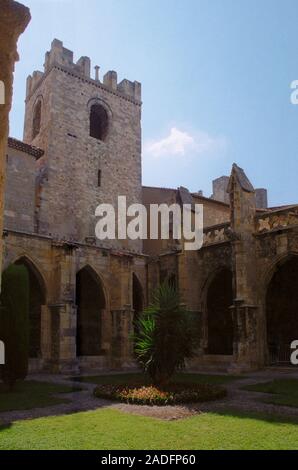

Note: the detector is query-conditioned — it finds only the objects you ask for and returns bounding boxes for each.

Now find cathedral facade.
[3,40,298,373]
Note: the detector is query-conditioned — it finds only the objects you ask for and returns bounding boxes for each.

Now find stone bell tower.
[23,39,142,251]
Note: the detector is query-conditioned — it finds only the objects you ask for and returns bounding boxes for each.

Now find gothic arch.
[76,265,107,356]
[76,262,109,307]
[262,251,298,295]
[5,255,47,358]
[201,266,234,355]
[200,264,232,309]
[264,253,298,365]
[13,255,47,297]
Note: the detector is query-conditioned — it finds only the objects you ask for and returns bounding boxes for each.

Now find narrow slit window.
[32,100,42,139]
[97,169,102,187]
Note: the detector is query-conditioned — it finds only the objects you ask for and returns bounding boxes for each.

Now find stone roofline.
[25,39,142,106]
[3,228,149,259]
[142,185,230,207]
[142,185,177,192]
[8,137,44,159]
[256,204,298,217]
[191,192,230,207]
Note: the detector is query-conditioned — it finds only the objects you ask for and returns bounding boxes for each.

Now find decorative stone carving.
[203,223,231,247]
[257,207,298,233]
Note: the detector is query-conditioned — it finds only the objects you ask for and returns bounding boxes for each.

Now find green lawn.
[0,381,82,413]
[243,379,298,407]
[1,408,298,450]
[70,372,242,386]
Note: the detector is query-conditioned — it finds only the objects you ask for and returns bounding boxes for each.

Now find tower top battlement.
[26,39,141,102]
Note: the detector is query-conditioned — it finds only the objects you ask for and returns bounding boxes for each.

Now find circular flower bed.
[94,382,226,406]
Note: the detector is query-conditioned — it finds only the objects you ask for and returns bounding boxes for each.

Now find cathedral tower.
[23,39,142,251]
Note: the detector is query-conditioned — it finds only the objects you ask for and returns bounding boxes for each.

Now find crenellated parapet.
[25,39,141,103]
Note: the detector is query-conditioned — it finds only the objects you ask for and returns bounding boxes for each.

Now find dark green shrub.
[132,283,199,386]
[0,264,29,390]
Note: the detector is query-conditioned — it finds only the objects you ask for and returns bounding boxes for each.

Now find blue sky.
[11,0,298,206]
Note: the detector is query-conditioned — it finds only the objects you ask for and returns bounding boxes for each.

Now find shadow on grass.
[200,406,298,427]
[0,422,12,434]
[69,372,244,386]
[242,378,298,408]
[0,380,83,413]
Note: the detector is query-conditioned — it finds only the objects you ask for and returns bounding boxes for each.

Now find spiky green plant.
[133,283,199,386]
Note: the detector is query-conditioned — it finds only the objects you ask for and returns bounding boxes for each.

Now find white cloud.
[145,127,194,158]
[144,127,227,160]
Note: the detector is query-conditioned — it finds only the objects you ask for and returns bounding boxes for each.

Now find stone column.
[40,304,51,364]
[49,242,78,373]
[0,1,30,287]
[227,164,260,371]
[58,243,78,373]
[230,301,258,370]
[111,306,134,369]
[109,256,136,368]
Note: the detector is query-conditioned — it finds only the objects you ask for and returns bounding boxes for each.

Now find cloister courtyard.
[1,369,298,450]
[2,0,298,453]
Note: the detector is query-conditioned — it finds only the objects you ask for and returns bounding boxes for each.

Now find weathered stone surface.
[0,0,30,286]
[23,39,142,253]
[2,38,298,374]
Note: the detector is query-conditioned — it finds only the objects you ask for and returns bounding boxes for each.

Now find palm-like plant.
[133,283,198,387]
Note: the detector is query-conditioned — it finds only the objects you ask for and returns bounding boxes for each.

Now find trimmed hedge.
[0,264,29,390]
[94,382,227,406]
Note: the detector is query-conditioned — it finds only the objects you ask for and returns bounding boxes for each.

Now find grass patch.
[1,408,298,450]
[243,379,298,408]
[0,380,82,413]
[70,372,242,386]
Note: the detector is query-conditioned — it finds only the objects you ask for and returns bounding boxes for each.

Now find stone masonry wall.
[3,230,147,371]
[4,146,36,232]
[0,1,30,286]
[23,40,142,252]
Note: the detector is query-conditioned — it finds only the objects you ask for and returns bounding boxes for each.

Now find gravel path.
[1,369,298,424]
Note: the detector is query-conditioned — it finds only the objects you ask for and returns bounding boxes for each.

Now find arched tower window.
[90,104,108,141]
[32,100,42,139]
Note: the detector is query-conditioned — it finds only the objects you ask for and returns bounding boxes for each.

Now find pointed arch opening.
[76,266,106,356]
[207,268,233,355]
[14,257,46,358]
[266,256,298,365]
